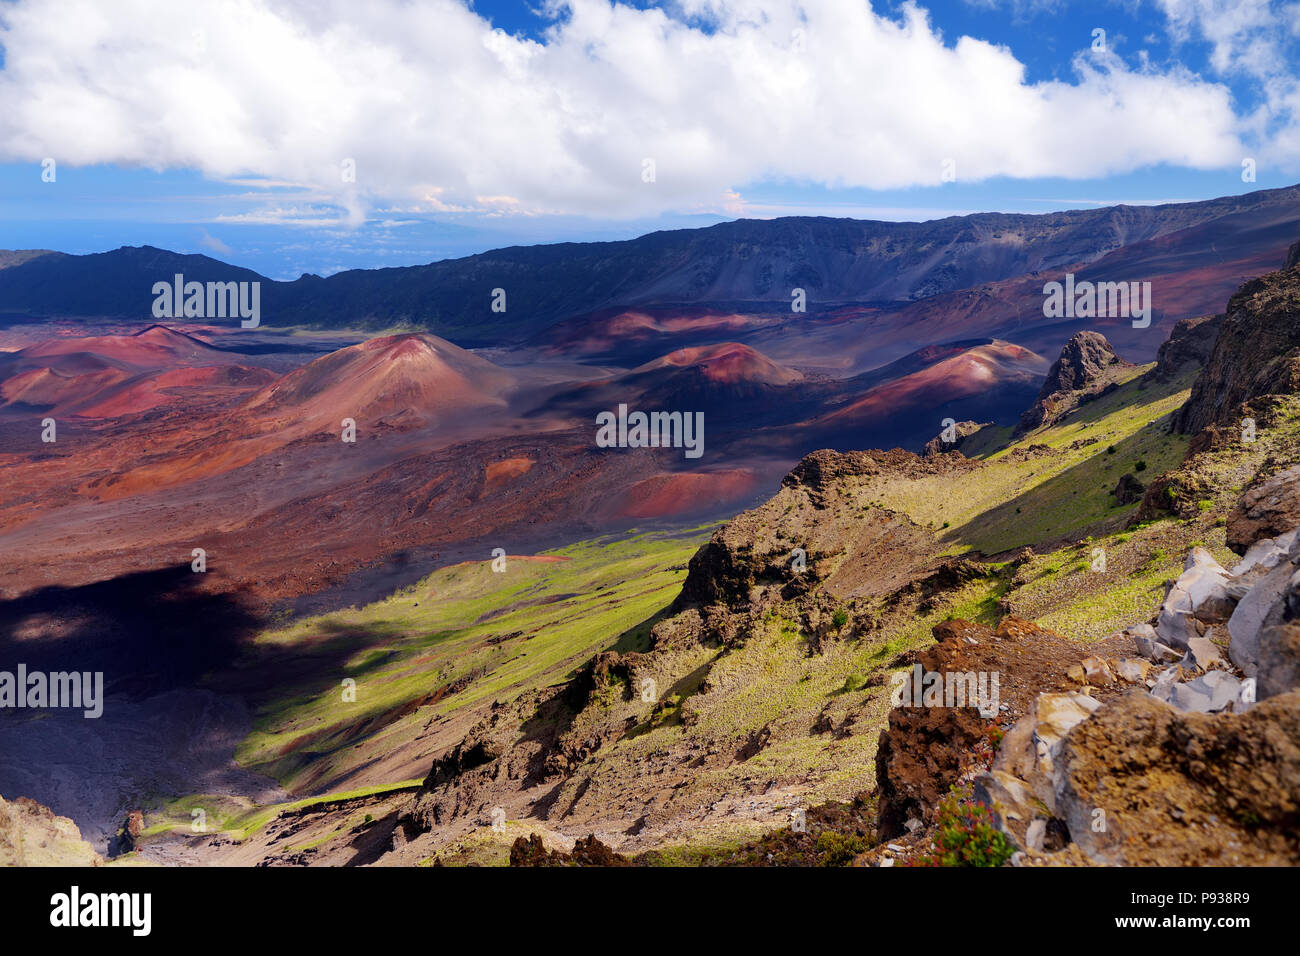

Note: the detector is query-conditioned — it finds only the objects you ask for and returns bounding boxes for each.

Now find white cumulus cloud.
[0,0,1264,221]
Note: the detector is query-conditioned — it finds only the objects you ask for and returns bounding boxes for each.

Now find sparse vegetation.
[912,787,1015,867]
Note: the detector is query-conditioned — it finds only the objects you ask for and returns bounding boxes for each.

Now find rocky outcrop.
[974,526,1300,865]
[874,615,1112,840]
[1056,691,1300,865]
[677,449,964,610]
[1174,259,1300,434]
[922,420,989,457]
[1111,472,1145,505]
[1227,466,1300,554]
[1149,314,1223,382]
[977,685,1300,865]
[401,691,558,833]
[0,795,103,867]
[875,693,992,839]
[509,833,632,866]
[110,809,144,856]
[1015,331,1130,435]
[1130,464,1218,525]
[781,447,978,501]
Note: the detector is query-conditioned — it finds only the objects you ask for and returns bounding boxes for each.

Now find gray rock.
[1156,604,1202,649]
[1169,671,1242,713]
[1184,547,1221,572]
[973,692,1102,851]
[1171,550,1234,625]
[1230,537,1291,577]
[1257,624,1300,700]
[1228,559,1297,675]
[1150,666,1181,703]
[1131,624,1181,661]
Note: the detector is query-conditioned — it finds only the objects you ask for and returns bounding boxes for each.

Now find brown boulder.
[1055,690,1300,865]
[1226,465,1300,554]
[509,833,631,866]
[1111,472,1145,505]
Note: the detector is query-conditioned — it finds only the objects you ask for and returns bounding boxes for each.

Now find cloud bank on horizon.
[2,0,1298,230]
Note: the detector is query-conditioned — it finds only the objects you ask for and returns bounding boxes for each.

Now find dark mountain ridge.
[4,185,1300,346]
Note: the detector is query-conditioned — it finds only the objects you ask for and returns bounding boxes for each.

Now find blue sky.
[1,0,1297,279]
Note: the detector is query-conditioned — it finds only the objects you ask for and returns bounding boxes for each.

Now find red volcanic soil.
[611,468,759,520]
[74,365,277,418]
[536,307,778,357]
[0,324,277,418]
[819,341,1047,427]
[631,343,803,386]
[14,332,526,503]
[240,332,517,429]
[0,365,133,410]
[484,456,535,491]
[20,324,232,368]
[0,324,761,611]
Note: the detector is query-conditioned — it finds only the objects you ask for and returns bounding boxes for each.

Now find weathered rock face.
[1153,547,1232,650]
[1015,331,1130,435]
[677,448,963,609]
[976,524,1300,865]
[1056,690,1300,865]
[1174,260,1300,434]
[874,615,1110,840]
[1150,314,1224,382]
[875,698,992,840]
[0,795,103,867]
[1227,466,1300,554]
[974,691,1101,851]
[922,420,988,457]
[979,689,1300,865]
[401,691,557,834]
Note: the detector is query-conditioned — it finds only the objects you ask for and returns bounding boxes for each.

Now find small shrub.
[831,609,849,629]
[813,830,871,866]
[913,788,1014,868]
